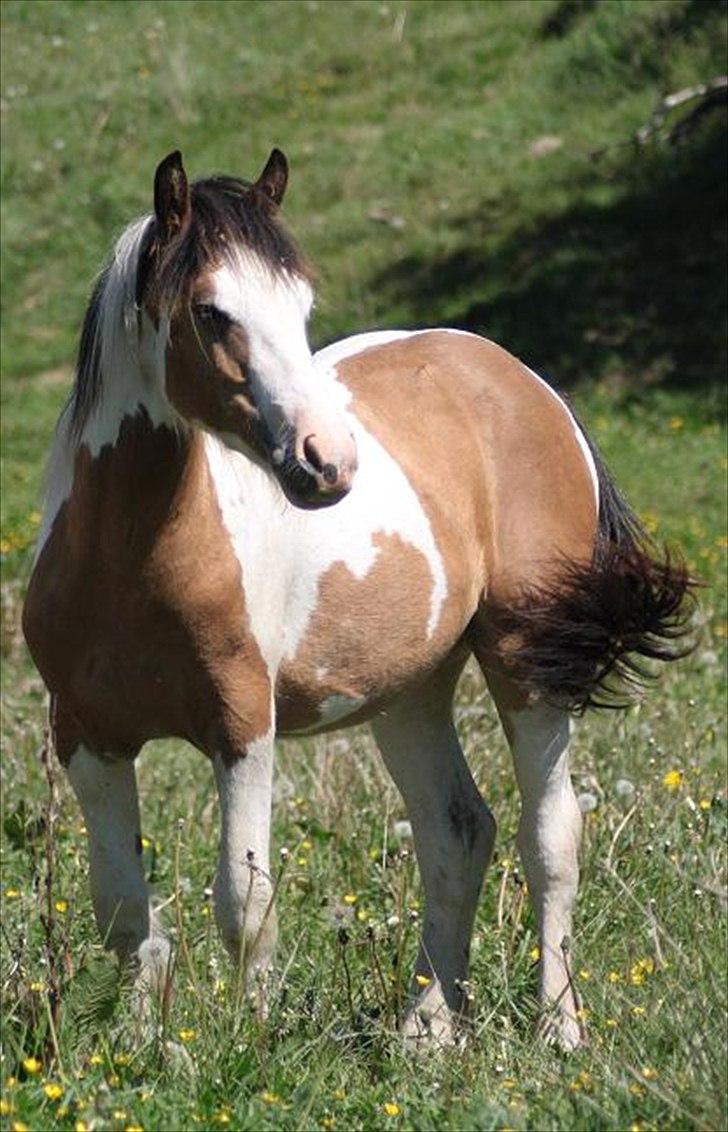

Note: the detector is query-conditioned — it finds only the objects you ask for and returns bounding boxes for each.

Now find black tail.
[489,433,698,713]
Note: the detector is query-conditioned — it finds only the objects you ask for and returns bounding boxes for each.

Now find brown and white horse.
[23,149,692,1050]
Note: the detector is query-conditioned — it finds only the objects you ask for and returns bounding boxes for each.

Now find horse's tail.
[488,429,698,713]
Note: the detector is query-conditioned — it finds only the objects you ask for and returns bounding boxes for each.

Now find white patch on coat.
[205,380,449,676]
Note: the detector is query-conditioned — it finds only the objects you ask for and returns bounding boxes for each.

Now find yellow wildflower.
[260,1092,280,1105]
[356,908,368,922]
[5,1078,18,1090]
[22,1057,41,1075]
[54,900,69,914]
[668,416,684,431]
[5,889,21,899]
[178,1028,197,1043]
[530,945,540,961]
[642,1066,658,1079]
[107,1073,121,1087]
[213,1111,231,1124]
[415,974,432,988]
[578,968,592,980]
[112,1110,128,1120]
[631,1006,646,1016]
[44,1082,64,1100]
[502,1079,516,1090]
[343,893,357,905]
[322,1119,335,1130]
[89,1053,104,1066]
[663,769,683,791]
[297,857,308,867]
[0,1100,12,1116]
[75,1123,89,1132]
[383,1102,401,1116]
[12,1122,29,1132]
[114,1053,131,1065]
[630,957,655,985]
[605,1017,618,1028]
[125,1125,144,1132]
[699,799,712,811]
[334,1089,345,1101]
[301,839,312,851]
[607,970,621,983]
[629,1083,645,1097]
[29,981,46,992]
[141,836,152,849]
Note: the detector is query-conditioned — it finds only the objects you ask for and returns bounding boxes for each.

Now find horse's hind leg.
[66,746,170,995]
[479,666,584,1050]
[371,662,496,1047]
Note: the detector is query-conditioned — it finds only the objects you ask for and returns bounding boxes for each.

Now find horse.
[22,148,693,1050]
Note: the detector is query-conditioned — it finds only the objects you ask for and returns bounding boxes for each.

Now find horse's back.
[328,329,598,601]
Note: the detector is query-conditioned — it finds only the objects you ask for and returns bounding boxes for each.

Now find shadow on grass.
[371,121,727,398]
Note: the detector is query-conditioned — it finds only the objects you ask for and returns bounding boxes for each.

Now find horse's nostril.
[321,463,338,485]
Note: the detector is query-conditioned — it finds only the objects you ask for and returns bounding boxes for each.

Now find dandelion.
[261,1092,281,1105]
[569,1070,592,1092]
[54,899,69,914]
[578,968,592,980]
[297,857,308,867]
[75,1123,89,1132]
[605,1018,618,1028]
[502,1079,517,1090]
[0,1100,12,1116]
[22,1057,41,1075]
[322,1119,335,1130]
[383,1102,401,1116]
[577,792,598,814]
[125,1125,144,1132]
[302,839,312,851]
[334,1089,346,1101]
[89,1053,104,1066]
[668,416,684,431]
[663,769,683,791]
[44,1082,64,1100]
[699,798,711,811]
[29,980,46,992]
[630,957,655,985]
[107,1073,121,1087]
[114,1053,131,1065]
[141,836,152,849]
[12,1122,29,1131]
[642,1066,658,1079]
[112,1110,128,1120]
[415,974,432,988]
[356,908,368,922]
[343,893,357,905]
[629,1083,645,1097]
[607,970,621,983]
[530,945,540,961]
[5,888,21,899]
[5,1079,18,1090]
[213,1112,231,1125]
[178,1028,198,1043]
[631,1006,646,1017]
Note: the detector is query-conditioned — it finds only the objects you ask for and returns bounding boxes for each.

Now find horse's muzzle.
[271,426,357,508]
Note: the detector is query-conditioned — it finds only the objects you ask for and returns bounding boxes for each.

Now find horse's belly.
[274,532,474,735]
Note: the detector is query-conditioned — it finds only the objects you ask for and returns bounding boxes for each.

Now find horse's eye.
[194,303,230,330]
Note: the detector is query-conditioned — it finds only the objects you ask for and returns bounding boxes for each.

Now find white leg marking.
[213,730,277,998]
[66,746,169,992]
[508,704,584,1049]
[372,684,496,1047]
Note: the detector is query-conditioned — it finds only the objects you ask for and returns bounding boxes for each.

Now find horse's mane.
[68,176,309,441]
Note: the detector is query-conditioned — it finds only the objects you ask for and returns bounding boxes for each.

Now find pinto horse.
[23,149,692,1049]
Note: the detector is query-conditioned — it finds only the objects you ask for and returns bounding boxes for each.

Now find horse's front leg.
[212,723,277,1008]
[66,744,170,995]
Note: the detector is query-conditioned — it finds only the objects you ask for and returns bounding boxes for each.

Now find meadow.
[1,2,726,1129]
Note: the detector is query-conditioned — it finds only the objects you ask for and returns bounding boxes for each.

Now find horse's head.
[137,149,357,507]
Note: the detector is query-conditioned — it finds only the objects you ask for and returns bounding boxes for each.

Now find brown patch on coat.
[277,533,461,733]
[23,412,270,763]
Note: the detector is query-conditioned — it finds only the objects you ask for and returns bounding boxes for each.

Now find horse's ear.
[154,150,191,241]
[251,148,288,209]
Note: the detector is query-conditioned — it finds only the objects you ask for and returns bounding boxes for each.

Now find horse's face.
[141,150,357,507]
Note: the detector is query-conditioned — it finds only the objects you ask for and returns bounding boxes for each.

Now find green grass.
[1,1,726,1130]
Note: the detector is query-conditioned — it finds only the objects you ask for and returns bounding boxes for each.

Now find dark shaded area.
[372,121,727,394]
[540,0,599,39]
[541,0,727,41]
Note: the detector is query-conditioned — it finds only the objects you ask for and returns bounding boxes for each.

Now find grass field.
[1,2,726,1130]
